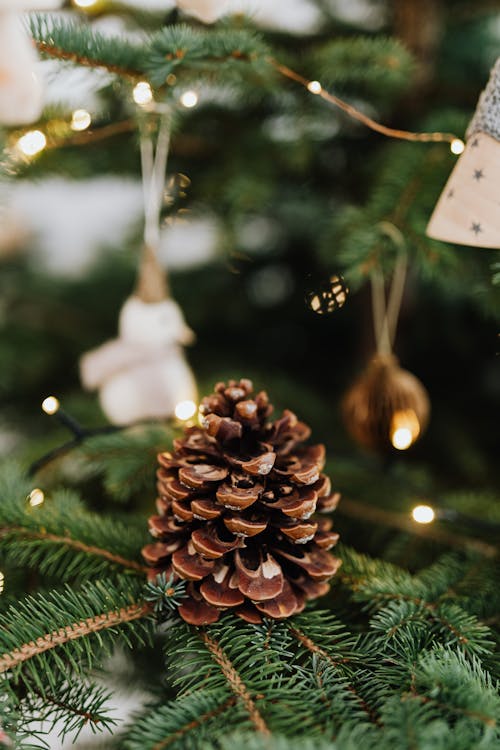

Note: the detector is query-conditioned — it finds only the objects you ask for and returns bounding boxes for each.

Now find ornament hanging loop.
[137,109,172,303]
[370,222,408,357]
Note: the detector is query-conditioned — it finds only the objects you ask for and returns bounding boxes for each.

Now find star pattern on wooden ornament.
[470,222,483,236]
[473,168,484,181]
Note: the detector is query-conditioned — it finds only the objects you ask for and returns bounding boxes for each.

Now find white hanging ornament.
[80,112,197,425]
[176,0,228,23]
[80,245,197,425]
[427,57,500,249]
[0,1,61,126]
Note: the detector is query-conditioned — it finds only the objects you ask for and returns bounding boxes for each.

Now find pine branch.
[1,529,147,574]
[200,631,270,735]
[123,693,240,750]
[150,697,236,750]
[0,463,148,578]
[0,578,152,691]
[24,680,117,742]
[77,426,174,504]
[0,602,150,674]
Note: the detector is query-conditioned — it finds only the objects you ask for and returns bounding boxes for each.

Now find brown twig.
[36,41,139,79]
[0,602,151,673]
[29,685,102,726]
[0,527,148,574]
[152,697,236,750]
[50,119,136,148]
[200,631,270,735]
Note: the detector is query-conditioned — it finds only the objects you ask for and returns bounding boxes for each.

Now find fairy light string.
[28,37,462,150]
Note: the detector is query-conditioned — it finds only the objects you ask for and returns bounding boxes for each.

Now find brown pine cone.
[142,379,341,625]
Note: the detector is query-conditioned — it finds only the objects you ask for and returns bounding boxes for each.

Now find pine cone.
[142,379,341,625]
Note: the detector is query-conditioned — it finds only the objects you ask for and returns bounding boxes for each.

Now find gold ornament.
[342,354,430,452]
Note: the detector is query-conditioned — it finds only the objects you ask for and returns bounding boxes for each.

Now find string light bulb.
[180,90,199,108]
[28,488,45,507]
[73,0,98,7]
[307,80,322,95]
[175,400,197,421]
[390,409,420,450]
[0,571,4,594]
[133,81,153,106]
[71,109,92,131]
[411,504,435,524]
[450,138,465,155]
[16,130,46,157]
[41,395,60,415]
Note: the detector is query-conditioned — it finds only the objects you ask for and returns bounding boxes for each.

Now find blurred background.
[1,0,499,552]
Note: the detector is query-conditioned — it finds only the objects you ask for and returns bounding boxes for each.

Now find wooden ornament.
[427,58,500,249]
[342,354,430,452]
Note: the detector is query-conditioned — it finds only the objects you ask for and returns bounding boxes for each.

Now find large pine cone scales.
[142,379,341,625]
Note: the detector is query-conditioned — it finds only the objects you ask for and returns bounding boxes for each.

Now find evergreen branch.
[288,623,380,726]
[35,40,140,79]
[152,697,236,750]
[0,528,148,574]
[0,464,148,577]
[0,601,151,674]
[289,627,352,668]
[0,578,153,693]
[26,681,117,740]
[406,690,497,728]
[123,692,244,750]
[29,17,458,146]
[338,498,498,558]
[200,632,270,735]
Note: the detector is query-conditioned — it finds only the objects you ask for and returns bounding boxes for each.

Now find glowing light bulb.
[28,488,45,507]
[133,81,153,106]
[0,571,4,595]
[71,109,92,131]
[180,90,199,108]
[307,80,322,94]
[175,400,197,421]
[16,130,46,157]
[73,0,97,7]
[412,504,435,524]
[42,396,60,415]
[450,138,465,155]
[390,409,420,450]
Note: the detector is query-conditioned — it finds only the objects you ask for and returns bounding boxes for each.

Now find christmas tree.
[0,0,499,748]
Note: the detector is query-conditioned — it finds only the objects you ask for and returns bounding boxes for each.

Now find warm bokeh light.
[390,409,420,450]
[73,0,97,7]
[16,130,47,157]
[41,395,60,415]
[180,90,199,108]
[307,80,322,94]
[412,504,435,524]
[133,81,153,106]
[175,400,197,420]
[28,488,45,507]
[71,109,92,131]
[450,138,465,155]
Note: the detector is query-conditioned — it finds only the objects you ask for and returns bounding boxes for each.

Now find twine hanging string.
[370,222,408,356]
[137,110,172,303]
